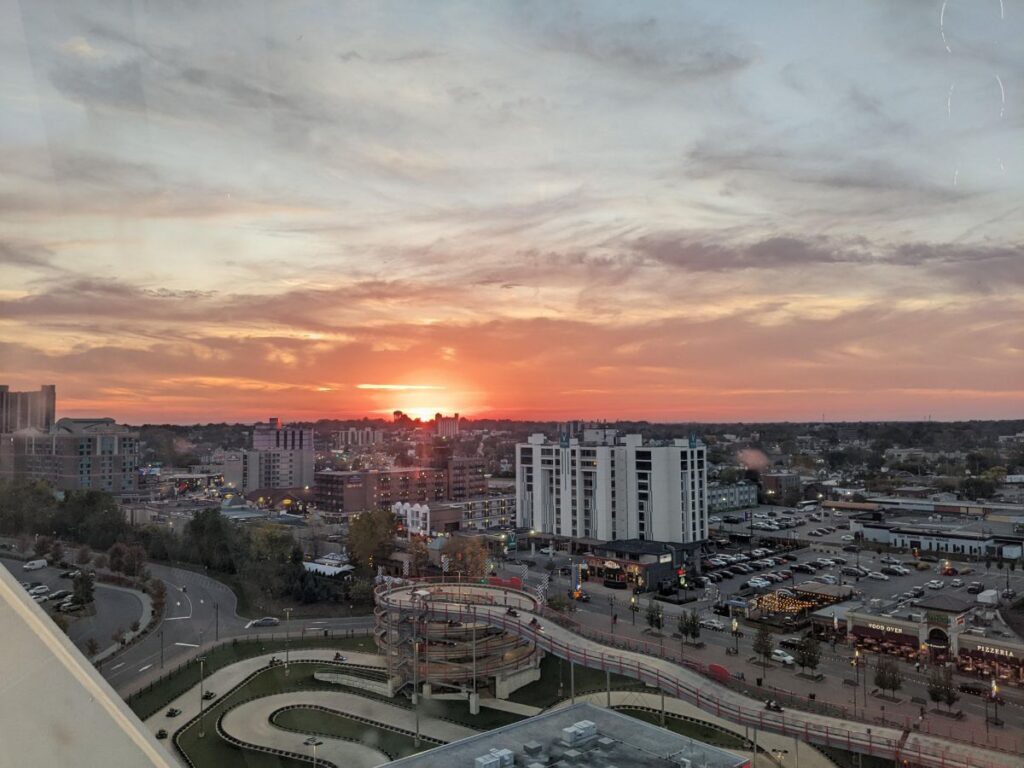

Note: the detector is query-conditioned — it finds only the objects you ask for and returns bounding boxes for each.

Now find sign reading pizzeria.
[976,645,1016,658]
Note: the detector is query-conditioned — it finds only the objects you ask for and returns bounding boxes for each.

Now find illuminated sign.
[867,622,904,634]
[976,645,1016,658]
[659,554,672,564]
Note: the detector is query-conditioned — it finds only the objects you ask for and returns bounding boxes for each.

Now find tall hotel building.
[515,430,708,545]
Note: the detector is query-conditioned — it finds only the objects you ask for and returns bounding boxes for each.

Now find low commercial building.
[384,702,750,768]
[584,539,694,593]
[760,471,801,505]
[708,481,759,512]
[314,467,448,517]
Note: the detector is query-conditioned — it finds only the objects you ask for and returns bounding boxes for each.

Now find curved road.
[103,564,374,694]
[378,582,1018,768]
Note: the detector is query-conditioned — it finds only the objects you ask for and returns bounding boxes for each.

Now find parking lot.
[1,557,144,655]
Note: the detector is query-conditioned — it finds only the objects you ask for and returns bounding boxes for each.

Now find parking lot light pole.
[198,656,207,738]
[732,617,739,654]
[630,595,637,626]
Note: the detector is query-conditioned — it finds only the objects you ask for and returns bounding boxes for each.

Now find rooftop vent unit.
[488,748,514,767]
[522,741,544,758]
[474,754,500,768]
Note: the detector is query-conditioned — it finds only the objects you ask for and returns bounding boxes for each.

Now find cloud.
[59,36,102,59]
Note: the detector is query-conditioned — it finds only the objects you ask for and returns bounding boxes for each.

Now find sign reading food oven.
[867,622,904,634]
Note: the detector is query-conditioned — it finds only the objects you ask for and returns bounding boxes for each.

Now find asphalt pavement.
[0,556,144,657]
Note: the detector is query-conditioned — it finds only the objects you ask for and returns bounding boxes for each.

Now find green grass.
[616,707,748,749]
[175,662,346,768]
[272,707,428,760]
[509,654,642,708]
[129,634,376,719]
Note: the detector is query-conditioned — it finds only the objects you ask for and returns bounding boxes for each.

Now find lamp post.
[851,648,861,712]
[284,607,293,675]
[990,677,1001,726]
[630,595,637,626]
[198,656,207,738]
[304,736,323,767]
[732,617,740,654]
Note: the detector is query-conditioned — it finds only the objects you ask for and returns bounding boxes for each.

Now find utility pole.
[413,625,421,747]
[214,602,219,642]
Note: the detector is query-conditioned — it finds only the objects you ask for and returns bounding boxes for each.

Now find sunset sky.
[1,1,1021,424]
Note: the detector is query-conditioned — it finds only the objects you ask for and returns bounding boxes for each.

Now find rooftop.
[383,702,749,768]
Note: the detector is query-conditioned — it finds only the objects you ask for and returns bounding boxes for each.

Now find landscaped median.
[129,632,377,720]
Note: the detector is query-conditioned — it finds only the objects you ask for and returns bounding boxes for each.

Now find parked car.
[778,637,804,650]
[926,579,944,589]
[868,571,890,581]
[48,589,71,601]
[951,578,964,588]
[156,729,168,740]
[1002,589,1017,600]
[881,566,902,576]
[842,544,859,553]
[816,575,838,585]
[699,618,725,631]
[22,559,47,571]
[966,582,985,594]
[910,586,925,597]
[166,708,182,718]
[202,691,216,700]
[880,555,901,565]
[59,569,79,579]
[28,585,50,596]
[771,649,795,666]
[248,616,281,628]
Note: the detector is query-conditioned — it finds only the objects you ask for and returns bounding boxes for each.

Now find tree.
[52,613,70,634]
[442,536,489,578]
[645,601,664,631]
[93,553,108,570]
[875,658,902,697]
[108,542,128,573]
[410,539,430,576]
[753,624,774,675]
[111,627,126,646]
[130,619,141,633]
[687,610,702,644]
[73,572,95,605]
[347,509,396,569]
[76,545,92,565]
[941,667,959,711]
[927,667,945,709]
[50,540,64,564]
[85,637,100,657]
[34,535,52,558]
[796,634,821,675]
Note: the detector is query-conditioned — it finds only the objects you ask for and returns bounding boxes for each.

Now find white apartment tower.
[515,431,708,544]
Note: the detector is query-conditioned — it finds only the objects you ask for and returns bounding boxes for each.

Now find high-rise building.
[0,384,56,433]
[252,416,313,451]
[446,455,487,499]
[435,412,460,438]
[0,417,139,496]
[222,417,315,493]
[515,431,708,544]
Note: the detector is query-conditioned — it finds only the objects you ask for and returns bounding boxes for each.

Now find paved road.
[0,556,144,656]
[105,563,376,695]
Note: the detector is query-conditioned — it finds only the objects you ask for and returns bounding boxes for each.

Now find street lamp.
[304,736,323,767]
[990,677,1001,725]
[731,617,739,654]
[284,607,293,676]
[198,656,207,738]
[630,595,637,625]
[851,648,862,710]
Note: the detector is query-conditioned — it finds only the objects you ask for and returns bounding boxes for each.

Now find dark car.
[781,553,798,562]
[156,729,168,740]
[250,616,280,628]
[966,582,985,594]
[166,708,182,718]
[59,570,80,579]
[958,683,1004,703]
[1002,589,1016,600]
[842,545,859,553]
[830,556,848,565]
[202,691,216,700]
[793,563,816,574]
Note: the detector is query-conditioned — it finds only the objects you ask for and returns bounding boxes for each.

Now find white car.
[539,547,555,555]
[867,571,889,581]
[951,578,964,588]
[817,575,838,585]
[28,585,50,596]
[926,579,944,589]
[747,578,771,589]
[699,617,725,631]
[771,649,795,665]
[841,534,855,542]
[709,516,722,524]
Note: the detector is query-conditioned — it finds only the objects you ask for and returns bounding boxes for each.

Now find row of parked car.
[18,582,82,612]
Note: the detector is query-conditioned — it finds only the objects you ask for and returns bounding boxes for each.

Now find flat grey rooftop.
[384,702,749,768]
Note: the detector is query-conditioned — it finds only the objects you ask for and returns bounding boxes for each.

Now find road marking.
[164,616,191,621]
[175,642,199,648]
[138,664,153,672]
[111,662,125,670]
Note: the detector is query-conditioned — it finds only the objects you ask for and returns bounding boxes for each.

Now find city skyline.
[2,2,1022,424]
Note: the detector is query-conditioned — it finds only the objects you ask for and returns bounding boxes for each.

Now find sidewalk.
[93,583,153,663]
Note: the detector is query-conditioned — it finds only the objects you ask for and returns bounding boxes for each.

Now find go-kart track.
[375,579,1020,768]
